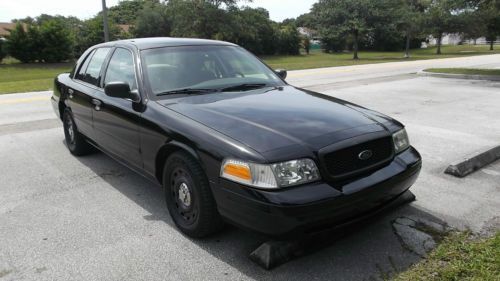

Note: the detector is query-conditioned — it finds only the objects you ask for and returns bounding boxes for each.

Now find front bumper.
[212,147,422,237]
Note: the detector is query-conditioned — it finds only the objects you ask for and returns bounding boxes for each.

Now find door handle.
[92,99,102,111]
[67,88,74,99]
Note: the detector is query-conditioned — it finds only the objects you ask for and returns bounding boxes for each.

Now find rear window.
[75,47,111,87]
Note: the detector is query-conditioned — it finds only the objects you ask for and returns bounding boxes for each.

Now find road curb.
[445,145,500,178]
[418,70,500,81]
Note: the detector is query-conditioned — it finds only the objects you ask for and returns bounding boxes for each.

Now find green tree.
[133,1,170,37]
[296,13,315,27]
[38,19,74,62]
[6,23,33,63]
[425,0,467,54]
[277,24,301,55]
[222,7,278,55]
[396,0,427,58]
[26,25,44,62]
[462,7,486,45]
[480,0,500,50]
[166,0,222,38]
[312,0,379,59]
[74,16,121,56]
[107,0,149,24]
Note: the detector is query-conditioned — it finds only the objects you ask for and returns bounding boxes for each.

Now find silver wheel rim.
[178,182,192,208]
[66,117,75,144]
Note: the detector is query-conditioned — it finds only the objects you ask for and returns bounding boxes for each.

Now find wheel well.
[58,101,67,120]
[155,144,205,185]
[58,85,68,121]
[155,145,182,184]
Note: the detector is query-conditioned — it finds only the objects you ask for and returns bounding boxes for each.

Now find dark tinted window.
[77,48,111,86]
[75,49,95,80]
[104,48,137,91]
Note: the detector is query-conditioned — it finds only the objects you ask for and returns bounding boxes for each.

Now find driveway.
[0,55,499,281]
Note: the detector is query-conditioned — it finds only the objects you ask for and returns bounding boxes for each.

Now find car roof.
[96,37,237,50]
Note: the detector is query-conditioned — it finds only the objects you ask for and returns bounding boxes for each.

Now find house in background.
[0,22,17,40]
[297,27,322,48]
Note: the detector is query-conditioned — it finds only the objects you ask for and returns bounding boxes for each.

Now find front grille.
[322,136,394,178]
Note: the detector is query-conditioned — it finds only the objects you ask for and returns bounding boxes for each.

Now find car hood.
[156,86,395,154]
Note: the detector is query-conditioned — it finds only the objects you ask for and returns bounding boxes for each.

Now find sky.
[0,0,318,23]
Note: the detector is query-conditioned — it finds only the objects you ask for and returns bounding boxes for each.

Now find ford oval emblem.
[358,150,373,161]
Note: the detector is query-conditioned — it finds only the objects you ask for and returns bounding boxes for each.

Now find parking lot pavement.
[1,61,499,280]
[0,91,53,126]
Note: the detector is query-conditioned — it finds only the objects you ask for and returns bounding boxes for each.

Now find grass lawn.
[394,232,500,281]
[263,45,500,70]
[0,62,72,94]
[425,68,500,76]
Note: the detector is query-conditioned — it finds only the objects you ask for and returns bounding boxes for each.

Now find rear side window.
[75,49,95,81]
[76,47,111,87]
[104,48,137,91]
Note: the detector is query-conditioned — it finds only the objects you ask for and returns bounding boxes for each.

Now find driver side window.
[104,48,137,91]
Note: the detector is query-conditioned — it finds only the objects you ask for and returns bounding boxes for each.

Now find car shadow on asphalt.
[75,150,446,280]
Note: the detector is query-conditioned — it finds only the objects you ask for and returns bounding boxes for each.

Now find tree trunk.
[404,31,411,58]
[353,30,359,60]
[473,38,477,45]
[490,40,494,51]
[436,33,442,55]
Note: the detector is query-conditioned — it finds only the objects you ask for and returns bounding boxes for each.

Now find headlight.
[221,158,320,189]
[393,128,410,154]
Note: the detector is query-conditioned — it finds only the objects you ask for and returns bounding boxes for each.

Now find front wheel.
[63,109,94,156]
[163,151,224,238]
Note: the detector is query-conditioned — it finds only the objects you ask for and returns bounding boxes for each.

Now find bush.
[224,7,278,55]
[6,23,33,63]
[39,19,74,62]
[320,33,347,52]
[276,25,301,55]
[6,20,74,63]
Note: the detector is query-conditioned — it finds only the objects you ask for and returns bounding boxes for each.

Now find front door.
[92,47,143,170]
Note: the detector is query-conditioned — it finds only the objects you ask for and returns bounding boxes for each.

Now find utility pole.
[101,0,110,42]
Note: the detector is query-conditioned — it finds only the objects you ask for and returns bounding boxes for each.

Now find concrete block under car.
[249,190,416,270]
[445,145,500,178]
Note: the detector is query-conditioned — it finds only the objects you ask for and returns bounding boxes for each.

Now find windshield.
[141,45,285,96]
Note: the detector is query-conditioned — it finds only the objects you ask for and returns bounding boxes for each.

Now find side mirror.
[104,82,139,102]
[275,69,287,80]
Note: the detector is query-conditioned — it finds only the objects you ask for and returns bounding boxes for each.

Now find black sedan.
[52,38,421,238]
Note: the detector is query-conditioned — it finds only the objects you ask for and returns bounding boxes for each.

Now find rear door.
[69,47,111,139]
[92,47,143,170]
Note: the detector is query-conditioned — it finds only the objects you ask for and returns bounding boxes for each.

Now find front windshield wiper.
[157,88,216,96]
[220,83,269,92]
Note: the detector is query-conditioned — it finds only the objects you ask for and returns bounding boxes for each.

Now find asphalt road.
[1,55,499,281]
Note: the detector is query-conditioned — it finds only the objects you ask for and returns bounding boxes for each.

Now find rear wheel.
[163,151,224,238]
[63,109,94,156]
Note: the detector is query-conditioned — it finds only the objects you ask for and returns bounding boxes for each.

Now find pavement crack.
[391,216,451,258]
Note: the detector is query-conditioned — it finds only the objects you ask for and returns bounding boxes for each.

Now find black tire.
[63,109,94,156]
[163,151,224,238]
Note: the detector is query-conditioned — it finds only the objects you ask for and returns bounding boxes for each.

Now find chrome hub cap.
[178,182,191,207]
[170,167,197,225]
[66,118,75,144]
